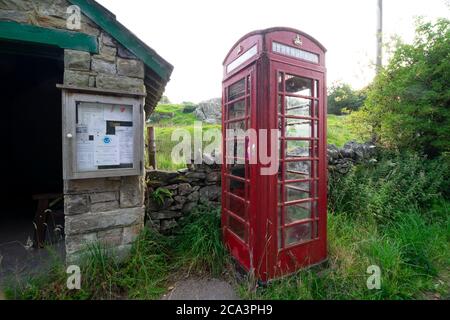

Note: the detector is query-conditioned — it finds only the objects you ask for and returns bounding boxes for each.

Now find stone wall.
[0,0,147,261]
[327,141,378,174]
[64,176,145,261]
[146,164,221,233]
[145,142,377,234]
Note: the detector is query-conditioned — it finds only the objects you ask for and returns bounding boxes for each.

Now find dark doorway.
[0,41,65,277]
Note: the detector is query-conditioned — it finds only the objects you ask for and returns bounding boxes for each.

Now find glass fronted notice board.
[62,90,144,179]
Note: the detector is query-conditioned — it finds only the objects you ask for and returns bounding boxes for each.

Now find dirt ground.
[162,278,239,300]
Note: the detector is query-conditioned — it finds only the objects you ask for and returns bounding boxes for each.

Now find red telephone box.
[221,27,327,281]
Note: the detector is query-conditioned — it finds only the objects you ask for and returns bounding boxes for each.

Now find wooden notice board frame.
[61,88,144,180]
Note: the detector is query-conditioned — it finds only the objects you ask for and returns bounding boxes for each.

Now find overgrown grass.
[5,228,172,300]
[149,104,198,127]
[4,203,227,300]
[239,151,449,300]
[175,202,228,277]
[153,124,220,170]
[328,151,448,222]
[240,206,449,300]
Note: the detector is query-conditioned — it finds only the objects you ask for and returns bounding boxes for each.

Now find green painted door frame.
[0,21,98,53]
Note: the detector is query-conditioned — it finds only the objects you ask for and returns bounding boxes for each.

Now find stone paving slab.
[162,278,239,300]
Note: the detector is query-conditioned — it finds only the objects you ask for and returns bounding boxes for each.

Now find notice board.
[62,91,144,179]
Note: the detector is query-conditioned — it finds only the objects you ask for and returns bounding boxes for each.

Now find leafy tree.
[327,83,367,115]
[349,18,450,157]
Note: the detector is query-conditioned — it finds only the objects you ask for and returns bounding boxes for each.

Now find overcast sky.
[97,0,449,103]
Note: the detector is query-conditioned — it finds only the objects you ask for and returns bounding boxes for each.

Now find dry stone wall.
[146,164,221,233]
[146,142,377,234]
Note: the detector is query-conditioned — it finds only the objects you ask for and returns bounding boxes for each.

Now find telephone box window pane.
[313,181,319,199]
[228,78,246,101]
[236,140,246,159]
[313,200,319,217]
[278,95,282,114]
[314,120,319,138]
[285,202,312,224]
[286,161,311,179]
[284,182,311,202]
[285,97,312,117]
[227,196,247,219]
[314,80,319,98]
[228,178,246,198]
[285,140,312,158]
[228,215,247,241]
[278,73,284,92]
[313,221,319,238]
[283,74,312,96]
[285,222,312,246]
[228,163,246,178]
[226,138,246,160]
[284,119,312,138]
[227,120,247,131]
[314,100,319,118]
[314,141,319,157]
[228,100,246,119]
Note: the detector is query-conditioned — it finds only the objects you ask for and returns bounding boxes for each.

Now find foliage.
[328,151,448,222]
[5,228,172,300]
[182,104,197,113]
[151,187,173,206]
[327,82,367,115]
[148,104,197,127]
[327,115,362,147]
[175,202,228,277]
[240,209,449,300]
[348,18,450,157]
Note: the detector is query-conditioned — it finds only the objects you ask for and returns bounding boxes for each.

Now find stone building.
[0,0,173,262]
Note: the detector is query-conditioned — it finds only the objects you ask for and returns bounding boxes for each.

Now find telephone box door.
[222,66,256,272]
[270,62,327,277]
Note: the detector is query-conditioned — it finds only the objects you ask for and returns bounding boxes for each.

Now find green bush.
[327,83,367,115]
[348,18,450,157]
[182,104,197,113]
[328,151,448,222]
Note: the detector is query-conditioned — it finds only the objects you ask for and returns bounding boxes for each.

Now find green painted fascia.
[69,0,173,81]
[0,21,98,53]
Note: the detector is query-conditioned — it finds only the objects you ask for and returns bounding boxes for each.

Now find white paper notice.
[94,135,120,166]
[104,105,132,122]
[78,104,105,135]
[76,125,95,171]
[116,126,134,164]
